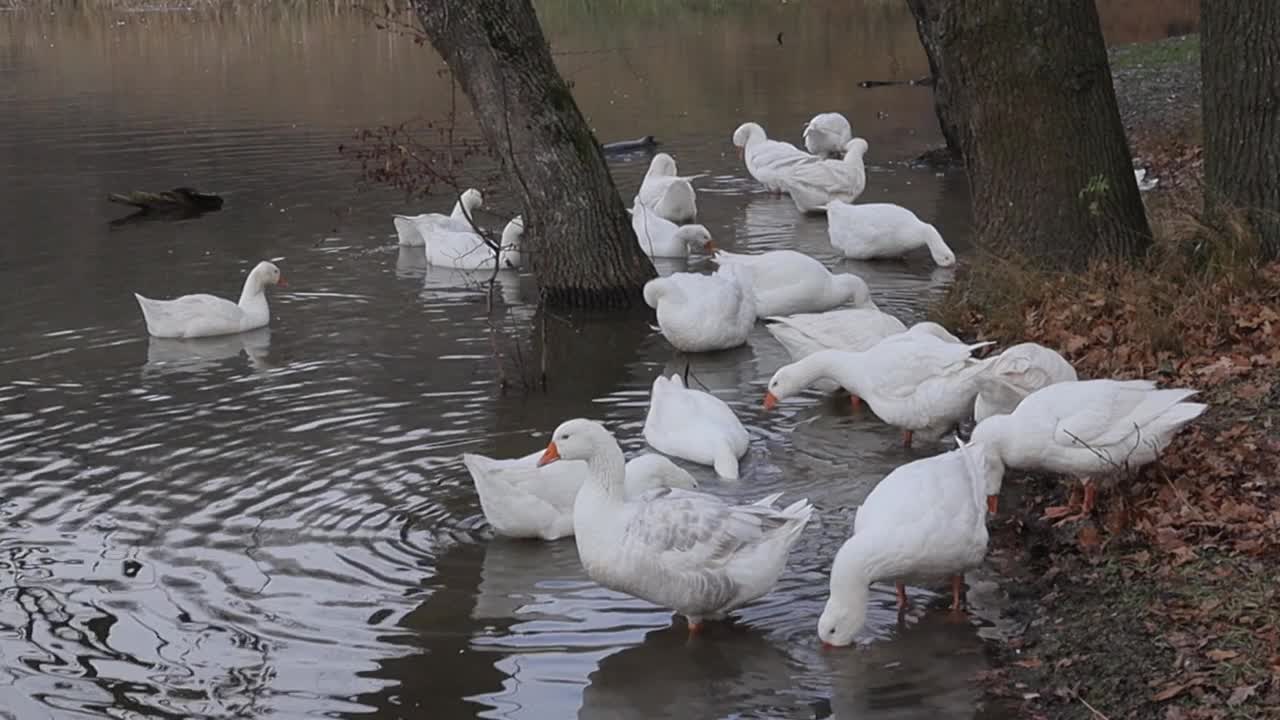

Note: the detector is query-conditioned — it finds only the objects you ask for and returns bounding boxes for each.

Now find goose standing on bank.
[636,153,700,224]
[970,379,1206,517]
[712,249,870,317]
[463,450,698,541]
[643,374,751,480]
[631,200,716,258]
[803,112,853,157]
[973,343,1078,423]
[394,188,483,247]
[818,438,997,647]
[732,122,819,193]
[643,265,756,353]
[827,201,956,267]
[763,333,995,447]
[780,138,869,214]
[135,261,286,339]
[537,418,813,633]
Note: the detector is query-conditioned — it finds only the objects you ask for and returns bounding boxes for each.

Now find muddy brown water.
[0,2,1197,718]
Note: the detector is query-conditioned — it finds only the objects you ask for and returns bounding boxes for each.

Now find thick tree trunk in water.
[1202,1,1280,258]
[906,0,963,163]
[926,0,1151,266]
[413,0,656,306]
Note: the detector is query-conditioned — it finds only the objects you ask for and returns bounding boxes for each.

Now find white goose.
[973,343,1078,423]
[643,374,751,479]
[803,112,854,157]
[393,188,483,247]
[631,200,716,258]
[765,312,960,392]
[425,215,524,271]
[827,201,956,267]
[712,249,870,318]
[818,438,996,647]
[643,266,755,353]
[732,122,819,193]
[463,450,697,541]
[763,333,994,447]
[971,379,1206,517]
[780,138,868,213]
[637,153,699,224]
[537,418,812,633]
[135,261,286,339]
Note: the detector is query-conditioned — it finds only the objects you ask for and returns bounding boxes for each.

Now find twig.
[1072,689,1111,720]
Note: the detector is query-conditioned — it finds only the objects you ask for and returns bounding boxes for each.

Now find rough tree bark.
[905,0,963,164]
[413,0,656,307]
[1201,1,1280,258]
[912,0,1152,266]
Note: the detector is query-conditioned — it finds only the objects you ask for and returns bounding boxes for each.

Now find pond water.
[0,2,1198,718]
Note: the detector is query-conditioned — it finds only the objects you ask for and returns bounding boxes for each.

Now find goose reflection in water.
[143,326,273,374]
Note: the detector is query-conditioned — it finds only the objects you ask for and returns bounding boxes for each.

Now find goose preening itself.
[643,374,750,479]
[631,200,716,258]
[134,261,286,339]
[818,438,997,647]
[536,418,812,633]
[712,249,871,318]
[802,112,853,157]
[637,153,700,224]
[780,138,869,214]
[763,333,995,447]
[393,188,483,247]
[462,450,697,541]
[732,122,819,193]
[108,187,224,213]
[827,201,956,267]
[425,215,524,271]
[973,343,1078,423]
[643,266,756,353]
[970,379,1206,517]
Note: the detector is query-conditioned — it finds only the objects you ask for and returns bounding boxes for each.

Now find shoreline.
[955,33,1280,720]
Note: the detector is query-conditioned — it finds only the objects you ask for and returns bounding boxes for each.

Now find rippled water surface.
[0,2,1198,718]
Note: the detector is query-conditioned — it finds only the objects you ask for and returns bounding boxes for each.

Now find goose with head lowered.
[712,249,870,318]
[973,342,1078,423]
[643,373,751,480]
[630,199,716,259]
[827,201,956,267]
[818,438,998,647]
[425,215,524,271]
[636,153,701,224]
[764,332,994,448]
[780,138,868,214]
[463,450,697,541]
[393,188,483,247]
[643,265,756,353]
[732,122,819,193]
[537,418,813,634]
[134,261,286,339]
[970,379,1206,517]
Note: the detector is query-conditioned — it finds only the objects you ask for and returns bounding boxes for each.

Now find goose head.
[460,188,484,213]
[538,418,614,466]
[674,224,716,253]
[921,223,956,267]
[843,138,869,161]
[251,261,287,289]
[831,273,872,308]
[818,538,873,647]
[646,153,678,178]
[732,122,766,157]
[763,352,837,409]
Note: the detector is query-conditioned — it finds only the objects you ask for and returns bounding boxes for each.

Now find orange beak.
[986,495,998,514]
[736,147,744,159]
[763,391,778,410]
[705,240,718,253]
[277,275,289,288]
[537,442,561,467]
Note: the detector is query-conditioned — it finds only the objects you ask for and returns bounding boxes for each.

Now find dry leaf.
[1226,683,1259,707]
[1014,657,1043,669]
[1152,682,1188,702]
[1205,649,1239,662]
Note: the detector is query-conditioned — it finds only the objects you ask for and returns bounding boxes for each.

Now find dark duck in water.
[108,187,224,213]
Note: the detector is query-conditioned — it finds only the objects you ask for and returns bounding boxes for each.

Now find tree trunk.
[1202,1,1280,258]
[906,0,963,164]
[413,0,656,307]
[925,0,1152,266]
